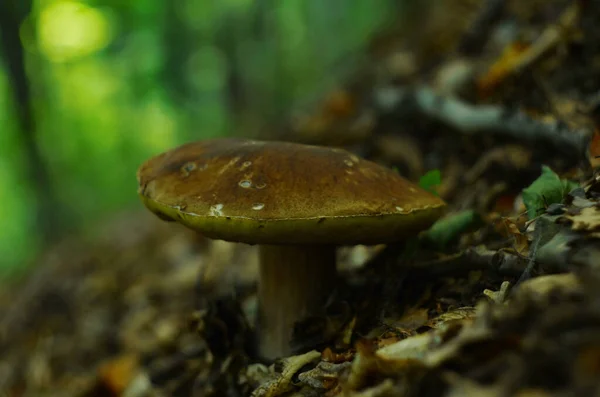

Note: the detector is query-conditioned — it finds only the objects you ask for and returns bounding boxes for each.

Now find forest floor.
[3,1,600,396]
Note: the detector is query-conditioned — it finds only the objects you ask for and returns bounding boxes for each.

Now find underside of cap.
[137,138,446,244]
[140,194,445,245]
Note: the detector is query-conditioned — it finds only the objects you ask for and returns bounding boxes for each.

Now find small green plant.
[522,165,579,219]
[423,210,482,249]
[419,169,442,196]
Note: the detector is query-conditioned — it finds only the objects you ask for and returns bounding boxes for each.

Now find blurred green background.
[0,0,407,276]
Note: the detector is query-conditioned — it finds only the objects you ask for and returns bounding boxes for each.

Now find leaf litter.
[5,1,600,396]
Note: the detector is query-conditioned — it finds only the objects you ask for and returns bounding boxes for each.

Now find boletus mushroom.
[136,138,446,360]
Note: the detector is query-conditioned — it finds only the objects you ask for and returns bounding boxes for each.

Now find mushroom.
[136,138,446,360]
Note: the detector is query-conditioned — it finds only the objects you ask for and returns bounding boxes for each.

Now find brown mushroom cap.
[137,138,446,245]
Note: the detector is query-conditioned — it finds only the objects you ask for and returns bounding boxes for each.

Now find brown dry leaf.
[297,361,352,391]
[510,273,580,304]
[575,345,600,379]
[498,218,529,255]
[387,308,429,334]
[426,307,476,329]
[375,335,402,349]
[445,374,553,397]
[491,193,519,214]
[335,316,357,349]
[342,379,396,397]
[345,341,424,392]
[589,129,600,168]
[97,354,139,395]
[322,347,355,364]
[376,332,433,362]
[443,373,502,397]
[477,41,530,97]
[423,307,495,368]
[443,372,534,397]
[563,206,600,232]
[251,350,321,397]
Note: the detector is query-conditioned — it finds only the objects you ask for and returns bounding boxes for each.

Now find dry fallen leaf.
[322,347,355,364]
[477,41,530,97]
[426,307,476,329]
[386,308,429,334]
[297,360,352,391]
[589,129,600,168]
[375,332,433,362]
[498,218,529,255]
[97,354,140,395]
[343,379,397,397]
[563,206,600,232]
[251,350,321,397]
[510,273,580,304]
[345,340,425,392]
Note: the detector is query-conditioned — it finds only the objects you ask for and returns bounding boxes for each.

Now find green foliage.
[423,210,482,249]
[418,169,441,196]
[522,166,579,219]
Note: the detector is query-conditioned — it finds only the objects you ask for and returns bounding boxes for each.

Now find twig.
[408,246,527,277]
[516,219,545,285]
[375,85,591,160]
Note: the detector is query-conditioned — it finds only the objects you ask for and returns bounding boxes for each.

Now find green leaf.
[422,210,481,249]
[419,169,441,196]
[521,166,579,219]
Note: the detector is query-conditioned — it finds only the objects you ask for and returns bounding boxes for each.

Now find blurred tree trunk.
[161,1,192,105]
[0,0,61,244]
[215,17,244,125]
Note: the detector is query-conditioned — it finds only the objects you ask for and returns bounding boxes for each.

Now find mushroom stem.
[257,244,337,360]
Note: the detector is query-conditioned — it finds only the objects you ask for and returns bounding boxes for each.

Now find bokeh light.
[37,1,114,62]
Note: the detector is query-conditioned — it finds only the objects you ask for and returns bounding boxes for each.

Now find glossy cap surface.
[137,138,446,245]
